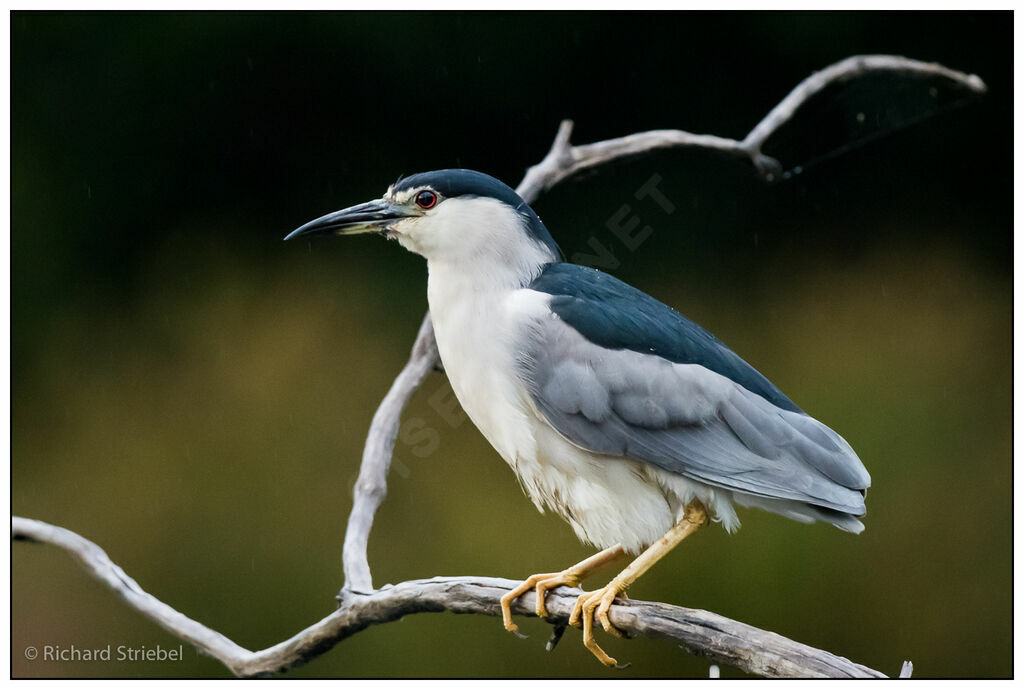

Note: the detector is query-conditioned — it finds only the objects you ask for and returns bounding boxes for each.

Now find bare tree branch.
[342,312,438,594]
[742,54,986,157]
[13,517,251,673]
[15,54,978,677]
[521,54,985,196]
[12,516,894,678]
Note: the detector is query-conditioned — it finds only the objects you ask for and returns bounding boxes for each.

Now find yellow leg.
[569,499,709,667]
[501,544,625,634]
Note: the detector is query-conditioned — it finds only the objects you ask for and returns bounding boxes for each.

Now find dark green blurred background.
[12,11,1010,678]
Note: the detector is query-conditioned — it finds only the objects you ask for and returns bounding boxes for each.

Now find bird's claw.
[498,546,628,665]
[569,583,630,667]
[500,571,582,634]
[508,625,529,640]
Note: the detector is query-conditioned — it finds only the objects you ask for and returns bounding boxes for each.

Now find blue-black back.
[530,263,802,413]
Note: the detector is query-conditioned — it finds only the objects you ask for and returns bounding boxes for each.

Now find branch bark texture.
[13,516,888,678]
[13,53,978,677]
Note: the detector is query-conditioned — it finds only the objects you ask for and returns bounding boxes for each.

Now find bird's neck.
[427,258,542,317]
[425,249,553,352]
[425,232,555,301]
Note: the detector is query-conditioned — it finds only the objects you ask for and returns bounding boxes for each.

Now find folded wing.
[519,264,870,526]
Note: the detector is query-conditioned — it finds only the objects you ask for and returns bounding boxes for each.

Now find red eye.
[415,190,438,209]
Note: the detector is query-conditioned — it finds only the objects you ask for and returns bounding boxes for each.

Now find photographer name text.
[26,644,185,662]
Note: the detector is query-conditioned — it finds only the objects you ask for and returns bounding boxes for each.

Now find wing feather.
[520,265,871,522]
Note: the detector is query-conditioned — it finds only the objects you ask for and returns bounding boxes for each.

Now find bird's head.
[286,169,562,270]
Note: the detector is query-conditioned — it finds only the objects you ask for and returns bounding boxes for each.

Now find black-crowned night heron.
[287,169,870,666]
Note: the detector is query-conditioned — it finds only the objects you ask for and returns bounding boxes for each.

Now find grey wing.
[517,312,871,524]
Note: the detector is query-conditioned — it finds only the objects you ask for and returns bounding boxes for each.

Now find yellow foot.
[500,570,582,634]
[569,581,630,667]
[500,545,626,636]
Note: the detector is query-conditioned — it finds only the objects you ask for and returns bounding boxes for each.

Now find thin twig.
[520,55,985,194]
[13,516,891,678]
[743,54,986,156]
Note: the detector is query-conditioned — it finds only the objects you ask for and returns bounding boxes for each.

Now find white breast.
[427,269,537,466]
[427,273,704,553]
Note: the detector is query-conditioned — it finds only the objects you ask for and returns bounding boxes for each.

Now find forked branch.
[13,516,891,678]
